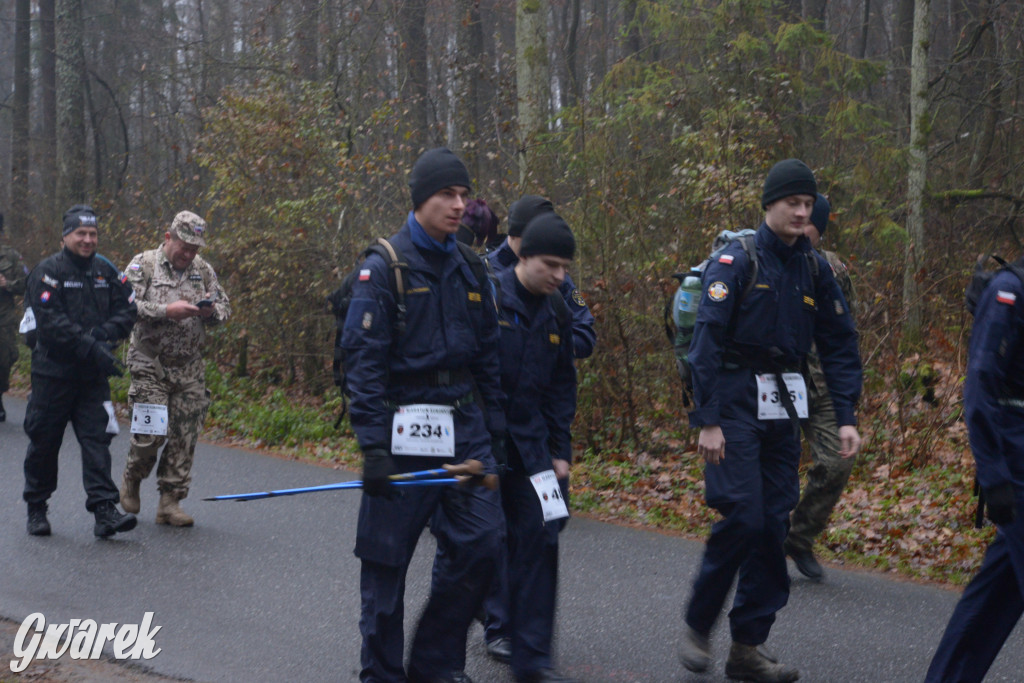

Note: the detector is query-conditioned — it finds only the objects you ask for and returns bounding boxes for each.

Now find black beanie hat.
[761,159,817,209]
[62,204,98,236]
[810,193,830,236]
[519,213,575,260]
[508,195,554,237]
[408,148,472,208]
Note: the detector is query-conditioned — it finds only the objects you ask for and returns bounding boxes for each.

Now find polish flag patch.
[718,254,735,265]
[358,269,371,282]
[996,290,1017,305]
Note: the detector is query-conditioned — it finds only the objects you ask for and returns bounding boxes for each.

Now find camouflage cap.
[170,211,207,247]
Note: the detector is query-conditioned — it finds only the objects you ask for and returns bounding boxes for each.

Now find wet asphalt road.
[1,395,1022,682]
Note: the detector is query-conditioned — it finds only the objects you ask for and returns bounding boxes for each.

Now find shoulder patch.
[996,290,1017,306]
[128,263,142,271]
[718,254,735,265]
[571,289,586,306]
[42,274,59,288]
[708,281,729,302]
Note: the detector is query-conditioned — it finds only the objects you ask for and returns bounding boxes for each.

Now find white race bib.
[391,404,455,457]
[131,403,169,435]
[19,307,36,333]
[103,401,120,435]
[529,470,569,522]
[756,373,809,420]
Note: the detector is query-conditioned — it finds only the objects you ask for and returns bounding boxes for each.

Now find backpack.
[326,237,491,426]
[965,254,1024,317]
[665,229,820,405]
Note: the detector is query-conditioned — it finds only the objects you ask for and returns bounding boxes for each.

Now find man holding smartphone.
[118,210,231,526]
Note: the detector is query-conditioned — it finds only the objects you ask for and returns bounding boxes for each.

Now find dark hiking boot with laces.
[27,503,51,536]
[93,501,137,538]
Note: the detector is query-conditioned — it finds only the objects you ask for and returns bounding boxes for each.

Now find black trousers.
[23,373,120,512]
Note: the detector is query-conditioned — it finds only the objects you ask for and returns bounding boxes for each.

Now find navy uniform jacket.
[965,268,1024,492]
[27,248,137,380]
[497,268,577,473]
[341,218,505,459]
[688,224,861,428]
[489,239,597,359]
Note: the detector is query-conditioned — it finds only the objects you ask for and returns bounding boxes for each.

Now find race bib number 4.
[529,470,569,522]
[756,373,809,420]
[391,404,455,457]
[131,403,169,435]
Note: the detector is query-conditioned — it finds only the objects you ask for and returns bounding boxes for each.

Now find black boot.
[0,394,6,422]
[27,502,51,536]
[93,501,137,538]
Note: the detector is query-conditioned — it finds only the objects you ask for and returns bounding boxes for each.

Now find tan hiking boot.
[725,642,799,682]
[156,493,194,527]
[120,472,141,514]
[679,625,711,673]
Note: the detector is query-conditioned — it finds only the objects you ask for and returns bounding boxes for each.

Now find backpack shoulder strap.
[369,237,407,333]
[737,234,759,301]
[456,241,487,288]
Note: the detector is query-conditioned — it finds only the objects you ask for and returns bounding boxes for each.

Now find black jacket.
[27,248,137,379]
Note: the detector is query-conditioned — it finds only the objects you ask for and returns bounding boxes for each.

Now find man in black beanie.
[679,161,862,682]
[492,212,578,682]
[23,204,139,538]
[342,148,506,683]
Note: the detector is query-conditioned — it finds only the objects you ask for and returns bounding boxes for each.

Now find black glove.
[91,341,124,377]
[91,326,109,342]
[984,482,1016,526]
[362,448,394,498]
[491,432,508,474]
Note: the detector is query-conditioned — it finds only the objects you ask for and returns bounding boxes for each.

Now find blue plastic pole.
[204,477,460,502]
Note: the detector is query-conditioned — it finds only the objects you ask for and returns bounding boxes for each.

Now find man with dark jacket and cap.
[785,194,858,580]
[678,161,862,682]
[493,212,579,683]
[487,195,596,360]
[23,205,138,538]
[0,212,29,422]
[341,147,506,683]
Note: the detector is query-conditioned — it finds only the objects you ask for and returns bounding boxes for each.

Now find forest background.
[2,0,1021,586]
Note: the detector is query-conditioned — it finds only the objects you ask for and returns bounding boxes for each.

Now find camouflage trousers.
[0,315,18,393]
[788,356,856,553]
[124,355,210,499]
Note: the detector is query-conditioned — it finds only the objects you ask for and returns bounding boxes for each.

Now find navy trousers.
[685,416,800,645]
[357,471,503,682]
[925,506,1024,683]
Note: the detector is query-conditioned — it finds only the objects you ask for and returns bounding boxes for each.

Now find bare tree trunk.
[39,0,58,208]
[903,0,930,346]
[56,0,88,206]
[398,0,429,150]
[802,0,828,25]
[10,0,31,238]
[454,0,484,178]
[516,0,550,186]
[858,0,871,59]
[295,0,320,80]
[564,0,582,110]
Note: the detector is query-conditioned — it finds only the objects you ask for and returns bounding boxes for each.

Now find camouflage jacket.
[0,244,28,326]
[124,246,231,367]
[807,249,856,396]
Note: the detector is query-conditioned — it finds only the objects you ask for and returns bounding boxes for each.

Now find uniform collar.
[756,222,811,262]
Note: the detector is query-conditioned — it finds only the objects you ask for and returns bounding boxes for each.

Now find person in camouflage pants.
[119,211,230,526]
[0,213,29,422]
[785,193,858,580]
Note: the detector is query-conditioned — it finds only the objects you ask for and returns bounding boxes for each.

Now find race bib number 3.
[391,404,455,457]
[529,470,569,522]
[131,403,169,435]
[756,373,809,420]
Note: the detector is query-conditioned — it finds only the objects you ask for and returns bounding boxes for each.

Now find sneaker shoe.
[27,503,51,536]
[679,624,711,673]
[785,542,824,580]
[725,642,799,682]
[486,636,512,664]
[93,501,137,538]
